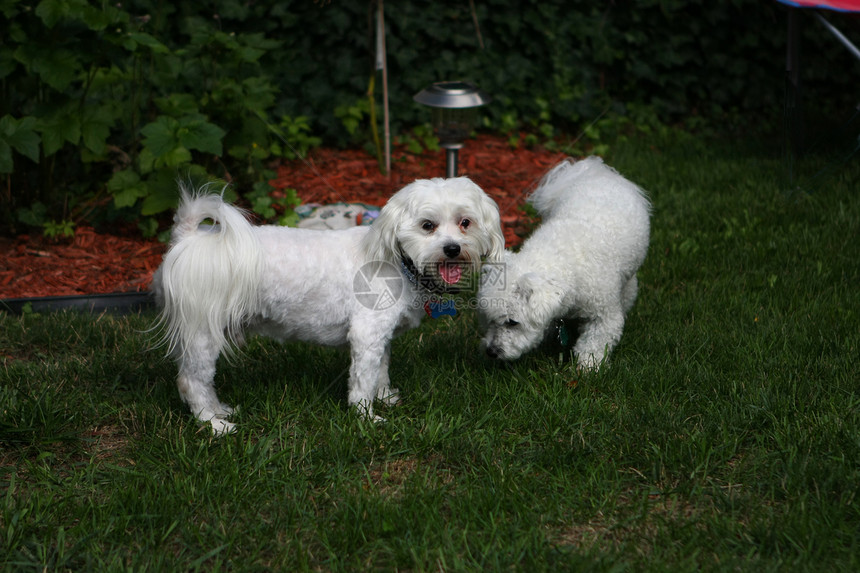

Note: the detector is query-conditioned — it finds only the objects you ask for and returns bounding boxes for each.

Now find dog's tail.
[528,156,605,217]
[154,183,264,358]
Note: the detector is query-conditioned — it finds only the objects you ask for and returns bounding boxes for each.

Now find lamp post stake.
[413,81,491,179]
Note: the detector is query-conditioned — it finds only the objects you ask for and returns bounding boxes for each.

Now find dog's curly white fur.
[153,177,504,434]
[479,156,650,369]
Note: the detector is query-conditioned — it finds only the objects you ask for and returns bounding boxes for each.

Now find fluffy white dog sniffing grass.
[153,177,504,434]
[479,156,651,369]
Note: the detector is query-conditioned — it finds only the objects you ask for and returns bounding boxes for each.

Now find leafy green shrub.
[0,0,855,237]
[0,0,308,236]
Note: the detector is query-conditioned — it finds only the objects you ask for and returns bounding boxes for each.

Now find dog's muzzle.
[400,254,464,295]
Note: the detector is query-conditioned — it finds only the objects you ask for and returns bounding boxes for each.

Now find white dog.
[479,156,650,369]
[153,178,504,434]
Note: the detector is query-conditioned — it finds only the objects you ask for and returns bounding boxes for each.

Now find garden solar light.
[413,81,491,178]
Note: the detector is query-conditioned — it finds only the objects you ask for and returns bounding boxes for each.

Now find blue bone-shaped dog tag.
[424,298,457,318]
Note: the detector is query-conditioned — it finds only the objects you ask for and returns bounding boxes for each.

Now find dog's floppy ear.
[473,183,506,263]
[512,272,536,302]
[362,183,412,262]
[515,272,565,320]
[482,217,506,264]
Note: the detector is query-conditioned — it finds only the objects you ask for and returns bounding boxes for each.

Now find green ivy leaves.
[0,116,40,173]
[35,0,115,31]
[140,115,226,171]
[13,44,80,91]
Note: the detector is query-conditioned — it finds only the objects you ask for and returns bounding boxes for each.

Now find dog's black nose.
[443,243,461,258]
[486,345,499,359]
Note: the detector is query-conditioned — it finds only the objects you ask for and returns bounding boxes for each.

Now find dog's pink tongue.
[440,263,462,285]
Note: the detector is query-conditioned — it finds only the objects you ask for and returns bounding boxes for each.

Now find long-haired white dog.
[153,178,504,434]
[479,156,650,369]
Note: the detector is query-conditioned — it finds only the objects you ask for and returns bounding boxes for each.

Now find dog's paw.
[351,401,387,424]
[376,387,401,406]
[209,417,236,436]
[217,403,236,417]
[574,353,603,373]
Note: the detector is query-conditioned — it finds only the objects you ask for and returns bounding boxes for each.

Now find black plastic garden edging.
[0,292,155,315]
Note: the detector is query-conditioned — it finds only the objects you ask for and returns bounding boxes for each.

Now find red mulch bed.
[0,134,567,300]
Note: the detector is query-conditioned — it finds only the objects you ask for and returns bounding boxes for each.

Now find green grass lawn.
[2,130,859,571]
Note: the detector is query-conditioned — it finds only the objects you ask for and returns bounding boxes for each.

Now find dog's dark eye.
[460,218,471,230]
[504,319,519,327]
[421,220,436,232]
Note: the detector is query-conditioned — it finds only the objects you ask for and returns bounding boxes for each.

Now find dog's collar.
[399,255,460,295]
[399,256,458,318]
[399,256,420,288]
